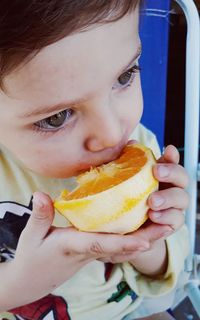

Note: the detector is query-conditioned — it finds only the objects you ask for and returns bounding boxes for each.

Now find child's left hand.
[147,144,189,234]
[99,145,189,271]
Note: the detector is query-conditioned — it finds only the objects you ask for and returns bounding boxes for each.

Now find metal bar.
[174,0,200,272]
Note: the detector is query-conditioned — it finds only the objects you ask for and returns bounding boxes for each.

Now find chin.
[26,165,73,179]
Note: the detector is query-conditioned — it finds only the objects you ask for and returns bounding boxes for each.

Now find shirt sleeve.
[122,225,189,297]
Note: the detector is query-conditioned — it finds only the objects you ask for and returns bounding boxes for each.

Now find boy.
[0,1,189,319]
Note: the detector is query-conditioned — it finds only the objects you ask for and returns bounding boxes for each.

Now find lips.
[76,151,122,174]
[76,138,137,173]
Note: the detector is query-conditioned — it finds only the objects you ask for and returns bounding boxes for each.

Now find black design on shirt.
[0,199,32,261]
[0,200,72,320]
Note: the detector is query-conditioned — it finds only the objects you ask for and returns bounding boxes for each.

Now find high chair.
[141,0,200,317]
[175,0,200,316]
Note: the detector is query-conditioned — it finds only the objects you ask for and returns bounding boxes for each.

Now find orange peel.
[54,143,158,234]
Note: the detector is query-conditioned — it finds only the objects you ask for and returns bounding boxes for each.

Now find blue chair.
[140,0,200,316]
[140,0,170,150]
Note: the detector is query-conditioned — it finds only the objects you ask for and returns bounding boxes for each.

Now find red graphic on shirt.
[104,263,114,281]
[10,294,71,320]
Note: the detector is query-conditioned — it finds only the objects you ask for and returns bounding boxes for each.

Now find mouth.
[76,139,137,174]
[97,138,137,165]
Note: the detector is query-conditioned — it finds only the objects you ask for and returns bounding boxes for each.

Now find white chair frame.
[174,0,200,316]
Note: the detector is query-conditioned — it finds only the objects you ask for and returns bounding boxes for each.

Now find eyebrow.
[19,97,87,119]
[19,43,142,119]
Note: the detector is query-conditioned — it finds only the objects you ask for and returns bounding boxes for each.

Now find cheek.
[16,145,82,178]
[119,77,143,128]
[20,138,82,178]
[131,77,143,122]
[0,128,83,178]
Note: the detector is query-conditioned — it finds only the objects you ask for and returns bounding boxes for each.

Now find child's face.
[0,9,142,178]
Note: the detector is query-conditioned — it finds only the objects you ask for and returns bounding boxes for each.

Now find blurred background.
[139,0,200,319]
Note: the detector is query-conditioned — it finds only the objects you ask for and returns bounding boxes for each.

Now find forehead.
[4,10,139,107]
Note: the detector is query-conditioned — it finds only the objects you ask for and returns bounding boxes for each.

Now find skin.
[0,7,189,313]
[137,312,175,320]
[0,10,142,178]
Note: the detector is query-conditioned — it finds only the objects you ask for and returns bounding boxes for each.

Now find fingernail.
[157,165,169,178]
[33,194,44,210]
[152,212,161,219]
[152,195,164,207]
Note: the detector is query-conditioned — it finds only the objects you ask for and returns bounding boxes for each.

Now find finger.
[22,192,54,243]
[157,145,180,164]
[131,223,173,243]
[148,187,189,211]
[153,163,189,188]
[59,228,149,257]
[98,250,144,264]
[127,139,138,145]
[97,257,110,263]
[149,208,185,231]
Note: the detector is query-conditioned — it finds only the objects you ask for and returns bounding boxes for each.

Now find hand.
[99,145,189,276]
[0,192,152,312]
[148,144,189,234]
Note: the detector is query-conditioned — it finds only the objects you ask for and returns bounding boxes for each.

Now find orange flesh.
[64,145,147,200]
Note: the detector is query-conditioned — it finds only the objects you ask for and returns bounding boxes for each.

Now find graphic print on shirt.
[0,199,71,320]
[10,294,71,320]
[104,264,137,303]
[104,262,114,281]
[107,281,137,303]
[0,199,32,262]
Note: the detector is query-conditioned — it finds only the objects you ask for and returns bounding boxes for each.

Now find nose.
[85,103,123,152]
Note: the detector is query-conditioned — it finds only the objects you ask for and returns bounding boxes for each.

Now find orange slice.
[54,143,158,234]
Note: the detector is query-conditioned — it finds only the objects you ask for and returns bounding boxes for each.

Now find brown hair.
[0,0,140,88]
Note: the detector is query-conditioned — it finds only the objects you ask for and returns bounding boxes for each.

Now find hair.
[0,0,141,89]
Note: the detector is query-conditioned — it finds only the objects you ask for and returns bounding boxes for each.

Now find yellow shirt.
[0,124,189,320]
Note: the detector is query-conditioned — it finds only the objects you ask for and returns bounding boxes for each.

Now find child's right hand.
[0,191,148,312]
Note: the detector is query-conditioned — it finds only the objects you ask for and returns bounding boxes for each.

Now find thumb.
[23,192,55,242]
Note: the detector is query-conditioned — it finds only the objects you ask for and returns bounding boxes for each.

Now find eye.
[112,64,141,90]
[35,109,74,131]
